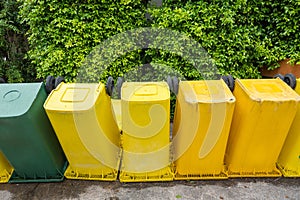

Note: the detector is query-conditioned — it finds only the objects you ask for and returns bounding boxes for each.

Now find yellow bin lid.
[44,83,103,112]
[237,79,300,101]
[179,80,235,103]
[121,82,170,102]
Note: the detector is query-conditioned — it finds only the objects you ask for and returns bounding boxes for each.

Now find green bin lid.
[0,83,43,118]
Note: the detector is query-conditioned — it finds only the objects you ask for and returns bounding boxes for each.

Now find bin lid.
[0,83,43,117]
[44,83,101,112]
[180,80,235,103]
[237,79,300,101]
[121,82,170,102]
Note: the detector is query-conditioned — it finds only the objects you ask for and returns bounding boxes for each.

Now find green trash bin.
[0,83,67,183]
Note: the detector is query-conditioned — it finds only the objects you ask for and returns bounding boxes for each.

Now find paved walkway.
[1,178,300,199]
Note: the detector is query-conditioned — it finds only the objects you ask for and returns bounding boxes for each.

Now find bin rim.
[44,82,104,112]
[179,80,235,104]
[121,82,170,102]
[236,78,300,102]
[0,82,44,118]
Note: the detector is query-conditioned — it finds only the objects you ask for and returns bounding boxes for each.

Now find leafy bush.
[0,0,34,82]
[157,0,300,71]
[260,0,300,68]
[19,0,300,82]
[20,0,148,82]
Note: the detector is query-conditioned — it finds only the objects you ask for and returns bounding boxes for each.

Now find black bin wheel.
[273,73,284,80]
[166,76,173,92]
[221,75,235,92]
[55,76,65,88]
[106,76,114,96]
[284,73,296,89]
[116,77,124,99]
[45,75,55,94]
[0,77,5,83]
[172,76,179,95]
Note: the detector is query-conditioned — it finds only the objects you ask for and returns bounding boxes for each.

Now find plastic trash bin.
[225,79,300,177]
[111,99,122,131]
[119,82,173,182]
[0,83,67,183]
[0,152,13,183]
[44,83,120,181]
[277,78,300,177]
[173,80,235,180]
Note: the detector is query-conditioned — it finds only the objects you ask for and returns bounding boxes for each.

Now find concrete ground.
[0,178,300,200]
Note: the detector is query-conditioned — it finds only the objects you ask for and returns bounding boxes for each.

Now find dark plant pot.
[260,59,300,78]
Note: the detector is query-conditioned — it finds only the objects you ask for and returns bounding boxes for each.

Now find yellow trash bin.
[111,99,122,131]
[226,79,300,177]
[173,80,235,180]
[277,78,300,177]
[44,83,120,181]
[0,152,13,183]
[119,82,173,182]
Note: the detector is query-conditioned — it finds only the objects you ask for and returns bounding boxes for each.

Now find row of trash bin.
[1,75,300,183]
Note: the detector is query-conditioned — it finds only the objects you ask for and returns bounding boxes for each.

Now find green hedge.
[148,0,300,78]
[18,0,300,82]
[20,0,148,82]
[0,0,34,82]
